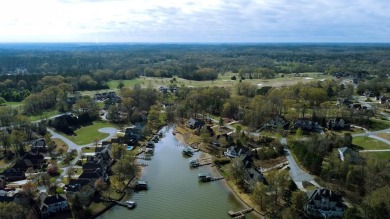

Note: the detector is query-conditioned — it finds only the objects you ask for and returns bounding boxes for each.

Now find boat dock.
[115,201,135,209]
[134,156,152,160]
[228,208,253,218]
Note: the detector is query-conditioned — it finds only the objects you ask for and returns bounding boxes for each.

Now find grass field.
[2,101,23,108]
[66,121,115,145]
[52,138,69,156]
[370,119,390,131]
[352,136,390,150]
[28,109,61,122]
[363,151,390,161]
[107,79,143,89]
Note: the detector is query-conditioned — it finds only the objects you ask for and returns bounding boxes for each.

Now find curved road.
[48,127,118,181]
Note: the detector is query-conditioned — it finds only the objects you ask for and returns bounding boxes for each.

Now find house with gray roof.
[305,188,345,218]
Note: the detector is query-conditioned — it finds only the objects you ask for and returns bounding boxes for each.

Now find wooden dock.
[135,156,152,160]
[228,208,253,218]
[115,201,134,209]
[211,176,224,181]
[135,163,149,166]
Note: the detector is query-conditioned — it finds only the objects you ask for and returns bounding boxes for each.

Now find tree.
[71,195,85,219]
[230,158,245,184]
[117,80,125,90]
[94,178,109,198]
[22,181,38,201]
[252,182,270,211]
[0,202,24,219]
[343,132,353,147]
[218,117,224,127]
[111,143,126,160]
[291,191,307,215]
[112,158,135,181]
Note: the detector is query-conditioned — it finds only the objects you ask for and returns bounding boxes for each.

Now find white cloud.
[0,0,388,42]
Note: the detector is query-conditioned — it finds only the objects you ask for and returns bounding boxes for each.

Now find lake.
[98,126,257,219]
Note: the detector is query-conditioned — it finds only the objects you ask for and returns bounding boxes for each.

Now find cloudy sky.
[0,0,389,42]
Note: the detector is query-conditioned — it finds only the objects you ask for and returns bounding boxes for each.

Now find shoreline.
[174,129,264,219]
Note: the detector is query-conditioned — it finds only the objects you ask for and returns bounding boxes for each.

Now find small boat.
[198,173,212,182]
[190,160,200,168]
[182,147,194,156]
[125,200,137,209]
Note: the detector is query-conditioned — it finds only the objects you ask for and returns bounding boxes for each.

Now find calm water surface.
[99,126,256,219]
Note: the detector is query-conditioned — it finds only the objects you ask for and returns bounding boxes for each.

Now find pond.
[98,126,257,219]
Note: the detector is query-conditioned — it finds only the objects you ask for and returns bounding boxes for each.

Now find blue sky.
[0,0,389,42]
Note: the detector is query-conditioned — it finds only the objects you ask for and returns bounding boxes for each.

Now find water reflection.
[98,126,256,219]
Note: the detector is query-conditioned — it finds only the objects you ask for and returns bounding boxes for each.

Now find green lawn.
[353,136,390,150]
[363,151,390,161]
[370,119,390,131]
[28,109,61,122]
[107,79,143,89]
[66,121,115,145]
[2,101,23,108]
[103,72,332,91]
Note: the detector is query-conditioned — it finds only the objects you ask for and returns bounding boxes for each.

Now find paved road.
[359,149,390,152]
[47,127,118,181]
[282,142,313,182]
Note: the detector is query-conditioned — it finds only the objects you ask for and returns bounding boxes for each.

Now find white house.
[224,146,247,158]
[38,193,69,218]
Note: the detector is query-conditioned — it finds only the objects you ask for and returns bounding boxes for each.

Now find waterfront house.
[187,118,205,129]
[124,127,142,142]
[305,188,345,218]
[64,179,92,194]
[224,146,248,158]
[242,154,253,168]
[37,193,69,218]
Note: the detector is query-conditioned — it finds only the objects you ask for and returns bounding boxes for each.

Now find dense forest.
[1,43,389,103]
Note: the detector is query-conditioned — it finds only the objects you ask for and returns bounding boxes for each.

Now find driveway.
[281,137,320,191]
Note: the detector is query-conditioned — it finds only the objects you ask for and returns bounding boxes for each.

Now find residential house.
[12,152,45,172]
[338,147,361,163]
[336,98,353,107]
[363,90,374,97]
[124,127,142,143]
[305,188,345,218]
[261,116,289,130]
[292,120,324,132]
[78,169,105,182]
[0,195,15,203]
[64,179,92,195]
[327,118,350,130]
[37,193,69,218]
[31,138,46,151]
[242,154,253,168]
[1,168,25,182]
[377,96,389,104]
[187,118,205,129]
[224,146,248,158]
